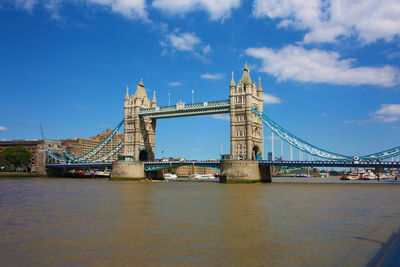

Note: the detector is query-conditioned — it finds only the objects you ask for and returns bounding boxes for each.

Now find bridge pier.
[219,160,271,183]
[110,161,147,181]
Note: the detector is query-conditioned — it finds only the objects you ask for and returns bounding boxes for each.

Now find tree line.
[0,146,31,170]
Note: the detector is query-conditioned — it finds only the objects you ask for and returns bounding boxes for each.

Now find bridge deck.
[138,100,230,119]
[46,160,400,170]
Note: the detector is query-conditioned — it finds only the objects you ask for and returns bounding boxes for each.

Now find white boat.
[94,170,111,177]
[295,174,310,178]
[164,173,177,179]
[341,169,378,180]
[341,170,360,180]
[362,170,377,180]
[189,173,216,179]
[379,173,395,180]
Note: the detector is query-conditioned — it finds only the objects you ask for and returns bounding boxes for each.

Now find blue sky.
[1,0,400,160]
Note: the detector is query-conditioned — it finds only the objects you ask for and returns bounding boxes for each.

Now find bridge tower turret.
[123,79,156,162]
[151,91,157,108]
[229,64,263,160]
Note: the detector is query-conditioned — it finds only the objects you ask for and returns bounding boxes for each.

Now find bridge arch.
[252,145,261,160]
[139,149,154,162]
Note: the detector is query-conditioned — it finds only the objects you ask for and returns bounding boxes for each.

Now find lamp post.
[271,132,274,161]
[168,92,171,106]
[192,90,194,104]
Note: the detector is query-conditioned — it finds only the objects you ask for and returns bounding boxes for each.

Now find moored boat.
[362,170,376,180]
[341,170,361,180]
[164,173,177,179]
[189,173,216,179]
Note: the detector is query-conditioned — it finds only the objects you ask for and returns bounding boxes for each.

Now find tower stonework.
[123,80,156,162]
[229,64,263,160]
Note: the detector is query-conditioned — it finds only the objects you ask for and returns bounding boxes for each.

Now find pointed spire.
[134,78,148,99]
[151,90,157,107]
[125,86,129,99]
[257,76,262,91]
[230,71,236,87]
[239,62,252,85]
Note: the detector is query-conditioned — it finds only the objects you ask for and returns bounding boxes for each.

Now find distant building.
[267,152,273,161]
[0,139,64,172]
[0,140,41,165]
[169,165,218,177]
[62,129,124,162]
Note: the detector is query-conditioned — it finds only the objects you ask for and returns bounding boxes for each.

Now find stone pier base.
[219,160,271,183]
[110,161,146,181]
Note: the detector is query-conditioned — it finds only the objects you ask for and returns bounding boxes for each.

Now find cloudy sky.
[1,0,399,160]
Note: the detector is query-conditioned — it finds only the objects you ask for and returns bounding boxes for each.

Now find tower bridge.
[122,64,263,164]
[45,64,400,182]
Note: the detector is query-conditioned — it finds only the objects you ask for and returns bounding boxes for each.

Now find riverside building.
[62,129,124,162]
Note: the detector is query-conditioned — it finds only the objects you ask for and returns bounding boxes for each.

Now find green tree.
[0,146,31,168]
[0,152,5,166]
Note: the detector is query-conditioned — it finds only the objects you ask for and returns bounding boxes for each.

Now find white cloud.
[87,0,148,20]
[166,32,201,51]
[212,114,230,121]
[202,45,211,54]
[45,0,62,21]
[169,82,182,86]
[263,93,281,104]
[152,0,241,20]
[201,73,223,80]
[252,0,400,44]
[369,104,400,122]
[245,45,400,87]
[343,119,371,125]
[15,0,36,11]
[11,0,148,20]
[161,31,211,60]
[0,126,8,131]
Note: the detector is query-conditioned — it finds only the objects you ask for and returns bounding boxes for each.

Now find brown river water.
[1,177,400,266]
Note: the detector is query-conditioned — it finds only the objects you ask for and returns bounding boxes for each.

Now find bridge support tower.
[33,140,65,176]
[112,80,157,180]
[122,80,157,162]
[220,64,267,183]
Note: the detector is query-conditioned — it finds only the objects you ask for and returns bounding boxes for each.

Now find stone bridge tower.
[229,64,263,160]
[123,80,157,161]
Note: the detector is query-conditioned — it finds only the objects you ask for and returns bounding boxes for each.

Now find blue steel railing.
[45,160,400,170]
[63,120,124,162]
[253,107,400,161]
[252,107,351,160]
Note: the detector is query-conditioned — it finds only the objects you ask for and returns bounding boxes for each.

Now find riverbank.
[0,172,45,178]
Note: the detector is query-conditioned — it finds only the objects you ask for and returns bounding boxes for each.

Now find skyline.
[1,0,400,160]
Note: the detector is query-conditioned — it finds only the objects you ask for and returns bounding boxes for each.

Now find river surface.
[1,177,400,266]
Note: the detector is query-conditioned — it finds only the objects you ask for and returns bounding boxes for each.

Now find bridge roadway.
[46,160,400,171]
